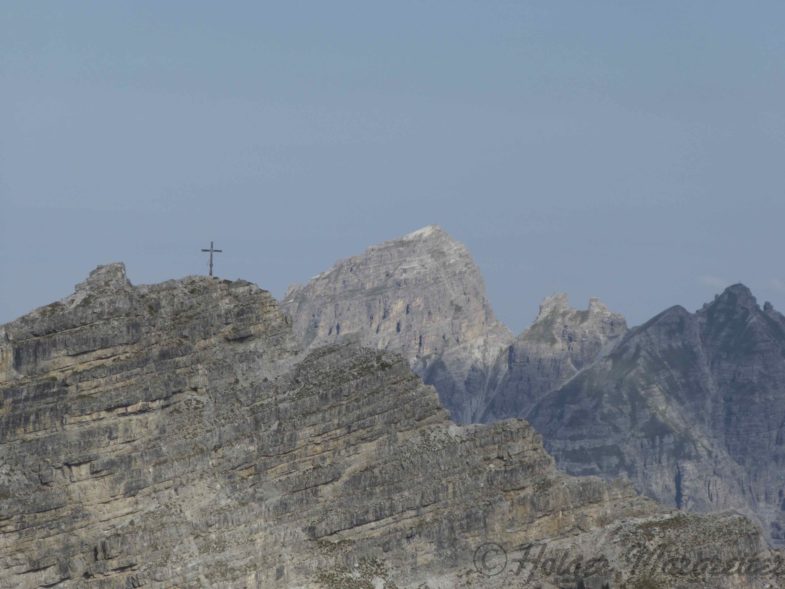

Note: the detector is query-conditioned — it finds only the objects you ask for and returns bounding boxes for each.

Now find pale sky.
[2,2,784,332]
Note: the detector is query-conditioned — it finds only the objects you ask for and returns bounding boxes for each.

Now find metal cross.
[201,241,223,277]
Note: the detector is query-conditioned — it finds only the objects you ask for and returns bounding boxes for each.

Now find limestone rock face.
[528,284,785,546]
[1,266,777,588]
[281,225,513,422]
[482,293,627,422]
[278,227,785,552]
[281,228,629,425]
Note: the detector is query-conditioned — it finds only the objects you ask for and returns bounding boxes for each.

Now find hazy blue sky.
[2,2,784,332]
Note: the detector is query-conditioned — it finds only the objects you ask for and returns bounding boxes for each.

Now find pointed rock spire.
[76,262,131,292]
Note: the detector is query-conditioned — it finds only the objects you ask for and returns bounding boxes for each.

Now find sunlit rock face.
[281,226,629,426]
[1,264,776,588]
[281,225,513,423]
[529,284,785,546]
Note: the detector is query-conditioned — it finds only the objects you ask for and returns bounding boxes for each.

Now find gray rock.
[482,293,627,422]
[529,284,785,547]
[278,226,785,553]
[1,265,778,588]
[281,228,628,425]
[281,225,513,423]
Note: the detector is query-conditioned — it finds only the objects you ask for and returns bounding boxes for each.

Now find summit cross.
[201,241,222,277]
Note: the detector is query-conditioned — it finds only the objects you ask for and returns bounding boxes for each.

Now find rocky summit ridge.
[1,263,780,588]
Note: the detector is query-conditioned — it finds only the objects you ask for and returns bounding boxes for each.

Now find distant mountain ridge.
[528,283,785,545]
[283,225,785,547]
[282,225,629,423]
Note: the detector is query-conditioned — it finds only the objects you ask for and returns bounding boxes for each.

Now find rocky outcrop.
[1,265,778,588]
[528,284,785,547]
[281,225,513,422]
[482,293,627,422]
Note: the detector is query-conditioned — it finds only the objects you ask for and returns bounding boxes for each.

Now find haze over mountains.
[283,225,785,547]
[530,284,785,546]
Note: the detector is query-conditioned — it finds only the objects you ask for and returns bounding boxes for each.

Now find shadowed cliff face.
[1,265,778,588]
[529,284,785,546]
[281,225,513,423]
[482,293,628,422]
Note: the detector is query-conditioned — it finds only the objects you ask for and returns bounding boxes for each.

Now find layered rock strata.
[1,265,779,587]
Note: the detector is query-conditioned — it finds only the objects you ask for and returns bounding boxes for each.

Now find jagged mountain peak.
[480,293,627,423]
[524,292,626,344]
[639,304,692,329]
[528,284,785,546]
[588,296,611,313]
[280,226,512,423]
[400,223,445,241]
[288,225,473,294]
[535,292,618,320]
[537,292,572,316]
[365,223,469,261]
[76,261,130,291]
[708,283,758,311]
